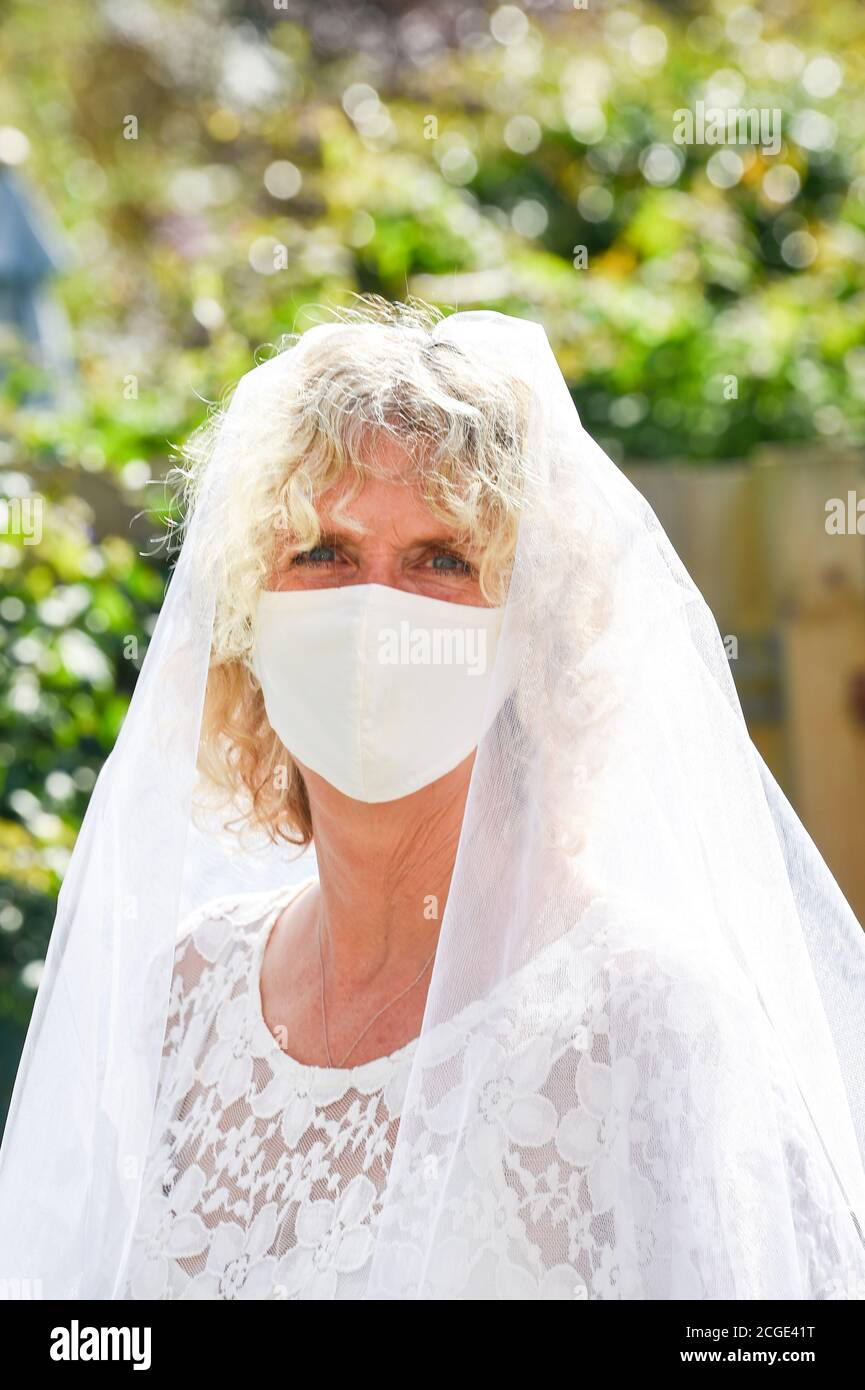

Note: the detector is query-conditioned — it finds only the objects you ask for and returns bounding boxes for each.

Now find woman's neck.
[303,752,476,988]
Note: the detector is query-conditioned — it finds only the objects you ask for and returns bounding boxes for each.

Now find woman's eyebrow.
[403,534,472,551]
[308,524,368,544]
[315,525,470,551]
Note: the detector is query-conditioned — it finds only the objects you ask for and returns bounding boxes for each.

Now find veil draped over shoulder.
[1,310,864,1300]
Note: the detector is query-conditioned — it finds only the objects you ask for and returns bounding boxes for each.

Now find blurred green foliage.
[2,0,865,1113]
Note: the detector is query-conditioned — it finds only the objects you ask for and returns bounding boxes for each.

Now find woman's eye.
[293,545,337,567]
[429,549,474,577]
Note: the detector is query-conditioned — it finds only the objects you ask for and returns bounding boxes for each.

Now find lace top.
[120,879,865,1301]
[121,879,424,1300]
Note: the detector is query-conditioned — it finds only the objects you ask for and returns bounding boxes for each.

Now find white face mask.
[251,582,506,803]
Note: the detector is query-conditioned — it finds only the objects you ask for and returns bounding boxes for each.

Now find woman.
[1,297,864,1300]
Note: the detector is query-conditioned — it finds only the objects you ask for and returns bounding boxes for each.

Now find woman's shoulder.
[158,884,309,1063]
[169,882,308,997]
[510,888,759,1056]
[575,888,751,997]
[175,883,295,949]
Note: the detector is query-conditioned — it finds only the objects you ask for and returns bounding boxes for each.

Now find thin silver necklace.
[317,912,437,1069]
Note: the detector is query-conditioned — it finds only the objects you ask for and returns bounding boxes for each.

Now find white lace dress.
[120,879,865,1301]
[121,879,422,1300]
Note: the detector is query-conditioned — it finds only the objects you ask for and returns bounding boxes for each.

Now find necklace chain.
[317,912,437,1069]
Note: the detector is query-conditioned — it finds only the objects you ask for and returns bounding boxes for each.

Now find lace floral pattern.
[120,883,865,1300]
[121,882,420,1300]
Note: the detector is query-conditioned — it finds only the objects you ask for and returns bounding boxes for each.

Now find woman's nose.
[355,553,405,589]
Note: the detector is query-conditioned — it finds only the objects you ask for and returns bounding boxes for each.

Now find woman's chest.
[121,1077,403,1300]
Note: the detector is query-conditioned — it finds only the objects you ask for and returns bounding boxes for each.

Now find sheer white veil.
[1,309,864,1300]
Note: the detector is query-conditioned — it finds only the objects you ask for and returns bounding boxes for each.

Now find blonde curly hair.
[175,296,536,848]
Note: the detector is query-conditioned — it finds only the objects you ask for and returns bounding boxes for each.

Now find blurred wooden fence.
[625,446,865,925]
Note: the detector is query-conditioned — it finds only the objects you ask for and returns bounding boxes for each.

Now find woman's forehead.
[313,473,462,545]
[314,433,442,518]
